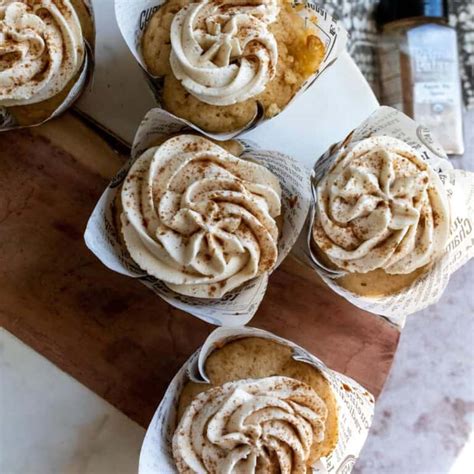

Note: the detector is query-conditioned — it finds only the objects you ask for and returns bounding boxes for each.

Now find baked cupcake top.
[313,136,450,275]
[172,376,328,473]
[120,134,281,298]
[142,0,325,133]
[169,0,279,106]
[0,0,85,107]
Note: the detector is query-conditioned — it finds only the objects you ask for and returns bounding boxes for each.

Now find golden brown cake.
[174,337,339,472]
[312,136,451,297]
[310,238,429,297]
[142,0,325,133]
[0,0,94,126]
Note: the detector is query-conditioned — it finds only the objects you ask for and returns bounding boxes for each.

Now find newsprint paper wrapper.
[84,108,311,326]
[295,106,474,328]
[114,0,348,140]
[0,0,95,131]
[139,326,375,474]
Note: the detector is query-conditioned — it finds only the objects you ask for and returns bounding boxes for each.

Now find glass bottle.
[376,0,464,155]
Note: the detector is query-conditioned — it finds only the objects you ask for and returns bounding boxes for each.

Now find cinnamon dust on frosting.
[173,376,327,473]
[170,0,279,106]
[120,135,281,298]
[0,0,85,106]
[313,136,450,275]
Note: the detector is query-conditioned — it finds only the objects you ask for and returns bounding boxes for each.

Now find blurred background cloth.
[319,0,474,109]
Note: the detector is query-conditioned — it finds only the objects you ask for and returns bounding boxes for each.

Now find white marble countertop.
[355,264,474,474]
[0,329,145,474]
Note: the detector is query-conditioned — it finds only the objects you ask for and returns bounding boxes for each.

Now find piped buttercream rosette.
[313,136,451,275]
[120,134,281,299]
[172,376,328,473]
[0,0,85,107]
[169,0,279,106]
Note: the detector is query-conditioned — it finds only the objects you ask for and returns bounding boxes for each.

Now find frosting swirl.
[173,376,327,473]
[120,135,281,298]
[169,0,279,106]
[313,136,450,275]
[0,0,85,106]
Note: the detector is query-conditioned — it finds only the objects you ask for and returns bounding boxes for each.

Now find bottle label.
[407,24,464,154]
[414,81,458,105]
[378,23,464,154]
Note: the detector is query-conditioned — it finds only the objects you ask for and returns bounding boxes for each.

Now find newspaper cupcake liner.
[84,108,311,326]
[295,106,474,328]
[139,326,375,474]
[0,0,96,131]
[114,0,348,140]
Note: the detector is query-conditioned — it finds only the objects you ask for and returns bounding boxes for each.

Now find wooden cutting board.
[0,114,399,427]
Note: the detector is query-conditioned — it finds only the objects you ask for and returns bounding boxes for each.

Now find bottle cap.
[376,0,448,26]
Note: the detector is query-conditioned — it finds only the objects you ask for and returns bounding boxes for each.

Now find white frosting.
[120,135,281,298]
[173,376,327,473]
[313,136,450,275]
[0,0,85,106]
[169,0,279,106]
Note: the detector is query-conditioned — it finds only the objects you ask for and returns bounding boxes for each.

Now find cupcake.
[0,0,93,126]
[141,0,325,133]
[312,136,451,297]
[172,336,339,472]
[117,134,282,299]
